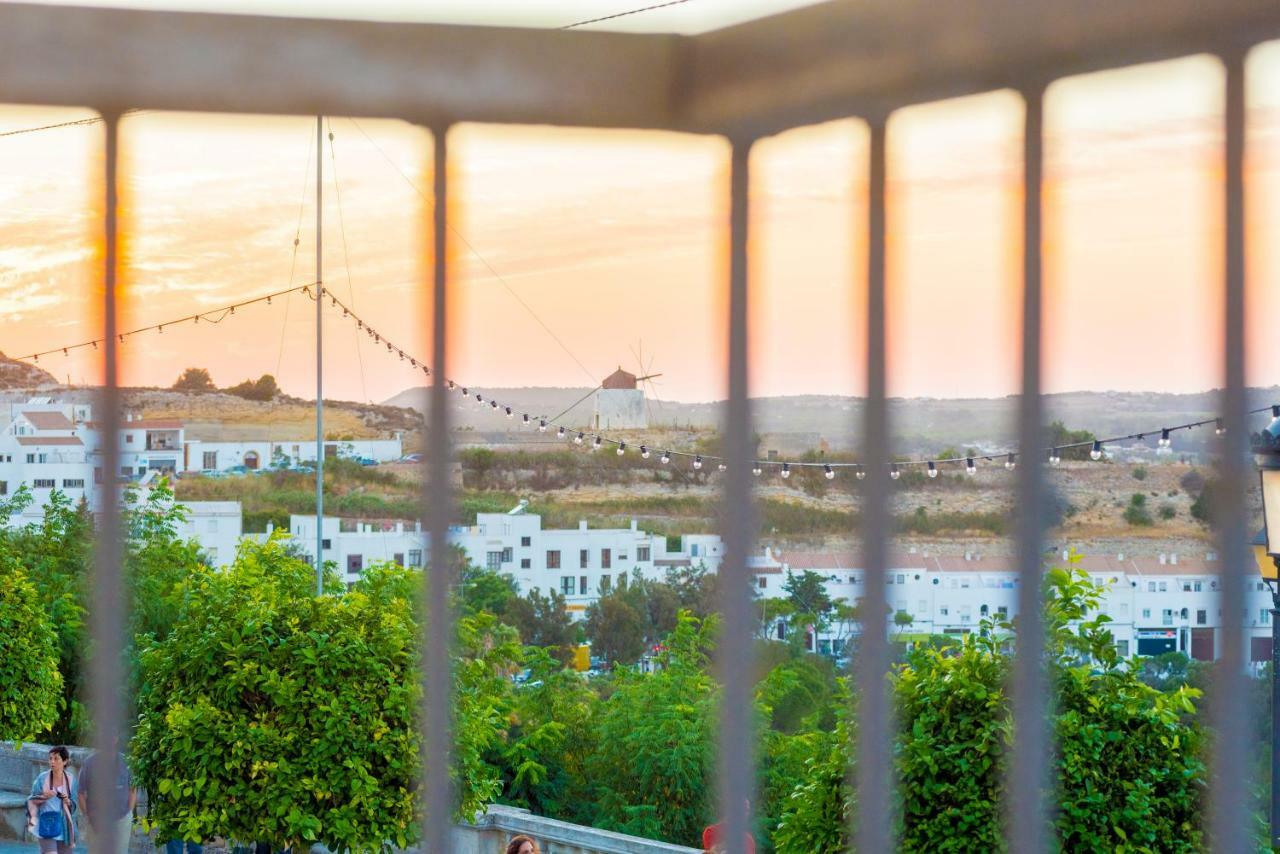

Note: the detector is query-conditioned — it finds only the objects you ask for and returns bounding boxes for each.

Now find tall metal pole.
[315,114,324,596]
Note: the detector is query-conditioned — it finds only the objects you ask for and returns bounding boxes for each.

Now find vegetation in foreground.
[0,486,1263,852]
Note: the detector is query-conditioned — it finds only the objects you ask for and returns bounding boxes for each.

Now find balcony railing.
[3,1,1278,851]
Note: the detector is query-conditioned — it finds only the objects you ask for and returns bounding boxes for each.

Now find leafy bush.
[588,612,718,846]
[1131,465,1148,481]
[774,561,1206,853]
[133,541,517,852]
[1159,503,1177,521]
[0,565,63,741]
[226,374,280,401]
[1124,493,1153,527]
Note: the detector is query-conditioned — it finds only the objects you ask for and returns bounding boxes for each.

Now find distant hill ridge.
[0,351,59,390]
[385,384,1280,453]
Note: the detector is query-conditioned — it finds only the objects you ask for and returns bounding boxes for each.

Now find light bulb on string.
[617,442,626,456]
[661,451,671,465]
[693,456,703,470]
[557,426,566,438]
[1273,405,1280,423]
[574,432,584,445]
[490,400,499,411]
[1090,441,1103,461]
[504,406,513,419]
[824,463,834,480]
[752,464,762,477]
[1215,418,1225,436]
[592,435,602,451]
[855,466,866,480]
[927,461,938,479]
[1049,448,1061,466]
[890,464,900,480]
[965,458,976,476]
[640,445,650,459]
[1005,453,1016,471]
[718,463,727,472]
[1157,428,1171,449]
[781,463,791,479]
[447,380,455,391]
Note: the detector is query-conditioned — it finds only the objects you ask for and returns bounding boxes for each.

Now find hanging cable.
[326,118,370,404]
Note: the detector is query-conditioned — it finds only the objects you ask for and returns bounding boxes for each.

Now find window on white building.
[1193,581,1202,592]
[62,479,84,489]
[580,549,589,569]
[321,539,331,550]
[1147,582,1156,592]
[939,607,949,617]
[1158,581,1168,592]
[501,547,513,563]
[561,576,574,595]
[26,454,35,464]
[579,575,588,595]
[408,550,423,567]
[960,578,970,589]
[0,482,6,496]
[547,550,561,569]
[202,451,217,469]
[1161,609,1173,626]
[1263,609,1272,625]
[600,575,612,593]
[33,479,55,488]
[602,549,612,569]
[521,536,531,547]
[758,577,767,589]
[619,552,628,562]
[520,558,530,569]
[895,573,905,584]
[1196,609,1207,625]
[487,551,502,570]
[1116,640,1130,657]
[997,606,1008,618]
[1142,608,1151,619]
[1182,582,1192,592]
[638,546,651,562]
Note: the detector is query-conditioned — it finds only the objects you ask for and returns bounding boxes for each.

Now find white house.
[176,500,244,567]
[182,436,404,473]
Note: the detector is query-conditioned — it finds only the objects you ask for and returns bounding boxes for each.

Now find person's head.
[505,835,538,854]
[48,746,69,771]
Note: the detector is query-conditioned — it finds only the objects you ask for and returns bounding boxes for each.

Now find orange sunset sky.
[2,23,1280,405]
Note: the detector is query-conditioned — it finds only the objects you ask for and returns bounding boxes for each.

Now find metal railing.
[3,0,1279,850]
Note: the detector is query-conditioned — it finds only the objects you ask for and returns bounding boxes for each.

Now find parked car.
[356,456,379,466]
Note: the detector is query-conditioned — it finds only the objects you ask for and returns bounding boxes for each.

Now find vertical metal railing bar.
[1208,48,1249,854]
[714,137,756,854]
[421,126,454,853]
[1008,85,1048,854]
[854,115,892,854]
[89,110,125,854]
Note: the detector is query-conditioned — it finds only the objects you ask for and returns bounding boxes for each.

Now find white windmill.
[593,342,662,430]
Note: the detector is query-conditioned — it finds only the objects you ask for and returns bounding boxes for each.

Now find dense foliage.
[0,561,63,741]
[775,561,1207,853]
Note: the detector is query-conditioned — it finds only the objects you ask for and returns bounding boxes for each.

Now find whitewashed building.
[182,436,404,473]
[279,502,720,618]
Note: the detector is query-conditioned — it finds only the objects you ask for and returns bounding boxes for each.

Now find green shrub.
[1124,494,1153,527]
[1159,503,1177,521]
[774,561,1206,853]
[0,565,63,741]
[1131,465,1148,481]
[133,539,517,852]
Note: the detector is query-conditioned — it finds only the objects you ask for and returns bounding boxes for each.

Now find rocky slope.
[0,352,58,390]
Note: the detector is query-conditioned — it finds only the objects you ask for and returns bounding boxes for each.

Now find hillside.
[0,351,58,390]
[388,384,1280,455]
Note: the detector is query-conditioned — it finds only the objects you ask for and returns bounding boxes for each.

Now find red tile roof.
[20,411,74,430]
[16,436,83,446]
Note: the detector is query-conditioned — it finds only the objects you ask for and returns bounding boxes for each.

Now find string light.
[752,464,763,477]
[661,451,671,464]
[824,463,834,480]
[927,461,938,478]
[890,464,900,480]
[718,463,727,472]
[1005,453,1017,471]
[1157,428,1172,449]
[965,457,976,476]
[855,466,866,480]
[1215,418,1225,436]
[617,442,626,456]
[1049,448,1061,466]
[1273,405,1280,423]
[592,435,602,451]
[574,432,584,445]
[781,463,791,479]
[557,426,566,439]
[1090,440,1103,461]
[693,455,703,470]
[447,380,455,391]
[539,418,547,432]
[640,445,650,459]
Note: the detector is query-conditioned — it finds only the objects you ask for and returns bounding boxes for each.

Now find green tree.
[505,588,578,664]
[585,592,646,666]
[171,367,216,392]
[226,374,280,401]
[589,612,718,846]
[1044,421,1097,461]
[775,560,1206,853]
[133,543,517,852]
[0,566,63,741]
[459,561,519,618]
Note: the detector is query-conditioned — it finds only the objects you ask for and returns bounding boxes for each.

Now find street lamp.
[1252,418,1280,848]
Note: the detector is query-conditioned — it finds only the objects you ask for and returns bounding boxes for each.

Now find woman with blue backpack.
[25,745,78,854]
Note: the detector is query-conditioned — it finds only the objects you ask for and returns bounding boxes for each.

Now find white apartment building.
[174,500,243,567]
[0,406,97,513]
[279,502,721,618]
[762,548,1275,665]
